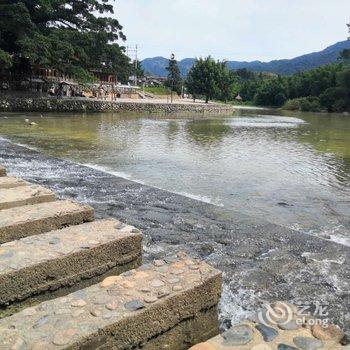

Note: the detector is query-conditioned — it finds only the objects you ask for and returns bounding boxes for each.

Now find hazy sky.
[114,0,349,61]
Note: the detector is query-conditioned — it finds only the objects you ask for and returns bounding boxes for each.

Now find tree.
[186,57,219,103]
[0,49,12,70]
[186,57,236,103]
[133,60,145,79]
[165,56,182,95]
[216,62,235,102]
[0,0,131,82]
[319,87,349,112]
[254,77,287,107]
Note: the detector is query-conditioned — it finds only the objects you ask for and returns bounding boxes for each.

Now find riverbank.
[0,137,349,342]
[0,97,235,115]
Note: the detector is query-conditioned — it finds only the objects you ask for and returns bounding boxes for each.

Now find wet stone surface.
[222,325,253,345]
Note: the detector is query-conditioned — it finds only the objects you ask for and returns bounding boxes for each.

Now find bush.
[282,99,301,111]
[332,99,348,113]
[282,97,321,112]
[319,87,349,112]
[299,97,322,112]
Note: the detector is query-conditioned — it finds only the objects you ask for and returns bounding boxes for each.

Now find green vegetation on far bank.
[144,86,169,95]
[183,50,350,112]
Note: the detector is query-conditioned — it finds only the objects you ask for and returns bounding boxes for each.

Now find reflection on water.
[0,109,349,243]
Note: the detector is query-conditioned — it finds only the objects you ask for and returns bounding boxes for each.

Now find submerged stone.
[222,325,253,346]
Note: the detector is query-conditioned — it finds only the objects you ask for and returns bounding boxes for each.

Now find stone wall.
[0,97,235,115]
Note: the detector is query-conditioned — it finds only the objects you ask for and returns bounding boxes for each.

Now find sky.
[114,0,350,62]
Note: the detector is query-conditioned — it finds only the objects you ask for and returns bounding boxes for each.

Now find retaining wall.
[0,97,235,115]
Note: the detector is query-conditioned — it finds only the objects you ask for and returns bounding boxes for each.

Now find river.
[0,108,349,244]
[0,108,350,334]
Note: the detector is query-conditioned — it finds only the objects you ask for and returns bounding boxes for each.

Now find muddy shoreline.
[0,138,349,341]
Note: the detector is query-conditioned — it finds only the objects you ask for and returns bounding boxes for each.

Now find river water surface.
[0,108,349,244]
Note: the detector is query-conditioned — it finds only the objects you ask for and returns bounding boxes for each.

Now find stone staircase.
[0,166,222,349]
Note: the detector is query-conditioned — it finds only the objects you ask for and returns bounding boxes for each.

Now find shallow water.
[0,109,349,243]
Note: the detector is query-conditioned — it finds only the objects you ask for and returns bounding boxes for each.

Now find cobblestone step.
[0,176,27,189]
[189,302,345,350]
[0,199,94,244]
[0,219,142,317]
[0,256,222,350]
[0,184,55,210]
[0,166,6,177]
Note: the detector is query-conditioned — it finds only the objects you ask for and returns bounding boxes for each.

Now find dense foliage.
[231,62,350,112]
[186,57,235,103]
[0,0,131,82]
[165,57,182,95]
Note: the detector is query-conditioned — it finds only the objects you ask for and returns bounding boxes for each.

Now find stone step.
[0,219,142,317]
[0,256,222,350]
[0,165,6,177]
[0,176,27,189]
[0,200,94,244]
[0,184,55,210]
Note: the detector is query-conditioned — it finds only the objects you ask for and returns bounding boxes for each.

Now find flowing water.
[0,108,349,244]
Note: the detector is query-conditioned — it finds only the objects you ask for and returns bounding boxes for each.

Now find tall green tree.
[165,56,182,95]
[0,0,131,82]
[133,60,145,79]
[186,57,218,103]
[216,62,235,102]
[186,57,234,103]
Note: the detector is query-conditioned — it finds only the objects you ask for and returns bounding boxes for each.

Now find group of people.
[48,84,84,98]
[91,84,121,101]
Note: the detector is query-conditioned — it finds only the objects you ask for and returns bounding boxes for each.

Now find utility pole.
[135,45,138,86]
[126,45,139,86]
[170,53,175,104]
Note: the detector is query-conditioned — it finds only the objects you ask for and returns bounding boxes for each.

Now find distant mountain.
[141,40,350,77]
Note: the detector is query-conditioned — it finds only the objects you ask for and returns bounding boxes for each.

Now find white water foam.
[174,191,224,206]
[83,163,223,207]
[228,115,307,128]
[82,163,146,185]
[219,283,260,329]
[290,223,350,248]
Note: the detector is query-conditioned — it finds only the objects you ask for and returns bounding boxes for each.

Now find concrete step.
[0,200,94,244]
[0,166,6,177]
[0,176,27,189]
[0,184,55,210]
[0,219,142,317]
[0,256,221,350]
